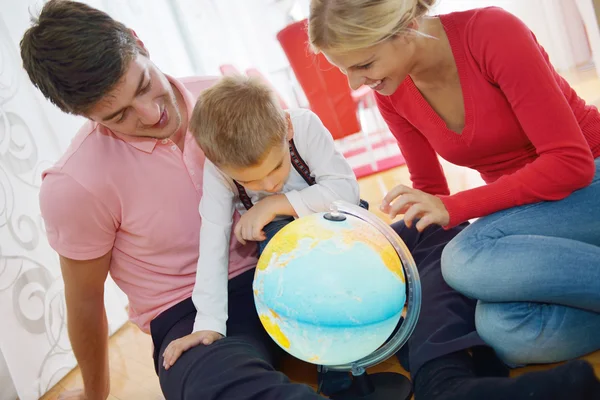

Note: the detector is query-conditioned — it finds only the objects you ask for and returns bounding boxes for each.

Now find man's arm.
[61,251,112,400]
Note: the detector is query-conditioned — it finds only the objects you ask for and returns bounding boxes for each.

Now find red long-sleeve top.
[376,7,600,227]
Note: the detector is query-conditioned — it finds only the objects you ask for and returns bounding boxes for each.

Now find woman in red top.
[309,0,600,399]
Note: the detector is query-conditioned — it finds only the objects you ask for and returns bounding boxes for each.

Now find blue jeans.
[441,157,600,366]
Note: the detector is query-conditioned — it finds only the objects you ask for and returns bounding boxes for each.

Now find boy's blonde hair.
[308,0,436,54]
[190,75,287,168]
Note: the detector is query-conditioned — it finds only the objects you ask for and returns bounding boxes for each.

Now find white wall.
[577,0,600,75]
[431,0,592,72]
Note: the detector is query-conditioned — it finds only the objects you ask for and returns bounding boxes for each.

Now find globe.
[253,206,408,366]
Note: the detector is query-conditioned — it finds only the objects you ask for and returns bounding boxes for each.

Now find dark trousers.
[151,268,324,399]
[151,221,483,399]
[392,221,484,376]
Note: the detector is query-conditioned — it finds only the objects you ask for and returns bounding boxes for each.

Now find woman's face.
[324,34,418,96]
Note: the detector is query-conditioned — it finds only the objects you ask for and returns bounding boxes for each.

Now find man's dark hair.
[20,0,147,115]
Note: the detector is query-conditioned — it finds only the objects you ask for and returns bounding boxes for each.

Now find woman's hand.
[381,184,450,231]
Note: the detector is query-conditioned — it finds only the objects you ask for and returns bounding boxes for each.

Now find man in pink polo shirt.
[20,1,325,399]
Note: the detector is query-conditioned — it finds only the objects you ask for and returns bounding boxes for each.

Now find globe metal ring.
[324,200,422,374]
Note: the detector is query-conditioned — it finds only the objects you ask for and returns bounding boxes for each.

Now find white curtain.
[92,0,295,103]
[0,1,293,398]
[85,0,298,105]
[171,0,298,105]
[0,1,129,399]
[0,352,17,400]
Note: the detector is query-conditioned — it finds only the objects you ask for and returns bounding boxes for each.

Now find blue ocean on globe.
[253,212,406,366]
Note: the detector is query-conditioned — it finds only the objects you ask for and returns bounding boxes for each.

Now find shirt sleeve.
[284,110,360,217]
[439,7,595,227]
[192,160,235,335]
[39,171,118,260]
[375,94,451,196]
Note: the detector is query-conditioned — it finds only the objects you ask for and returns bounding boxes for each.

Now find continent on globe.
[253,212,406,366]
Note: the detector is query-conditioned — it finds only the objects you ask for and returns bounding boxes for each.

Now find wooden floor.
[41,69,600,399]
[38,319,600,400]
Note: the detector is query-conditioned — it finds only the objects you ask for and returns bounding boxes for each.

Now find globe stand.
[321,201,422,400]
[254,201,422,400]
[330,370,412,400]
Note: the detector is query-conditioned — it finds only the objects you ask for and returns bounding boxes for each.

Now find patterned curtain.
[0,3,128,399]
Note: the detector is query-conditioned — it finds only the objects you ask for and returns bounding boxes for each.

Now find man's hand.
[234,200,277,245]
[381,184,450,231]
[162,330,223,370]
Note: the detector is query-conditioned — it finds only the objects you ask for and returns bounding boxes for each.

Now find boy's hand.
[234,200,276,245]
[162,330,223,370]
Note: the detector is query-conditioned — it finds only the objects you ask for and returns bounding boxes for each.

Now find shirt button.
[171,145,177,151]
[161,139,168,144]
[196,184,201,190]
[190,170,195,176]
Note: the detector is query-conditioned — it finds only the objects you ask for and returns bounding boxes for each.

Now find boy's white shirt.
[192,108,360,335]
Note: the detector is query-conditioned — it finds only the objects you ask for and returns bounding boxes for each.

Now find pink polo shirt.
[39,76,257,333]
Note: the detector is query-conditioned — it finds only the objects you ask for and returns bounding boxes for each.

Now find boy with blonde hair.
[162,75,360,372]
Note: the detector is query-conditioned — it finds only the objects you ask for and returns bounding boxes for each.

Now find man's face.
[87,54,182,139]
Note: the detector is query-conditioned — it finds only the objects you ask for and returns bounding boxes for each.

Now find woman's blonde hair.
[308,0,436,54]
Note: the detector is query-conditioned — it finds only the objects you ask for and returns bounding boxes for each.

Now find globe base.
[329,372,412,400]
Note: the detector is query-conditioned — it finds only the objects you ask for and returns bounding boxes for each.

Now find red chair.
[276,20,364,141]
[245,67,289,109]
[219,64,242,76]
[277,20,387,176]
[276,20,407,178]
[178,76,221,95]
